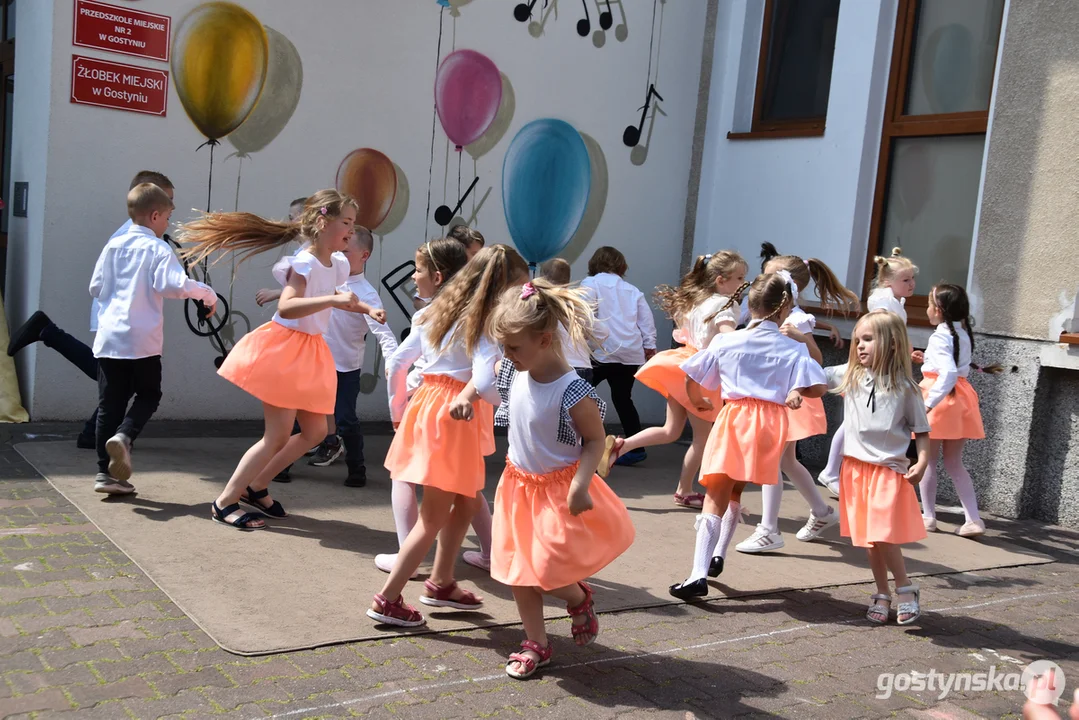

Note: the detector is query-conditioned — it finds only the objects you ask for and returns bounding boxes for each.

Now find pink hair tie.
[319,206,328,215]
[521,282,537,299]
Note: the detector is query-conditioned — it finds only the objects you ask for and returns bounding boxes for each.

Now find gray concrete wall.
[971,0,1079,340]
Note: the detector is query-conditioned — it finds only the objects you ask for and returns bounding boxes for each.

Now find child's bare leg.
[548,582,593,645]
[729,481,746,506]
[213,404,295,524]
[249,409,327,492]
[676,413,712,497]
[427,493,480,602]
[374,487,454,608]
[866,543,892,622]
[618,397,687,454]
[508,586,548,673]
[672,476,735,593]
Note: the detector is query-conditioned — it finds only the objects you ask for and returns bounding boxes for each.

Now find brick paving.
[1,423,1077,719]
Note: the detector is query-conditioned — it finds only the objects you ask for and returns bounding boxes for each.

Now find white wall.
[11,0,711,421]
[693,0,896,293]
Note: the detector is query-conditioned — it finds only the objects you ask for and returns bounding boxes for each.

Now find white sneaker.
[105,433,133,482]
[955,520,985,538]
[374,553,418,579]
[462,551,491,571]
[735,525,785,553]
[796,507,839,541]
[923,516,938,532]
[94,473,135,495]
[816,473,840,498]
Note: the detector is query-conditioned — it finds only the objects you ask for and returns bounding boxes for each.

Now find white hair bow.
[776,269,799,304]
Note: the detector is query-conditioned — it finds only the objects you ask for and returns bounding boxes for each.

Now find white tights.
[390,480,493,557]
[919,440,982,525]
[760,442,832,533]
[819,426,846,484]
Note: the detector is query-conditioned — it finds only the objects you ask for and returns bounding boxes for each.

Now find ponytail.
[806,258,860,312]
[490,277,598,356]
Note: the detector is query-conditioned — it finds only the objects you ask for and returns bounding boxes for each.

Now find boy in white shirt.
[309,226,398,486]
[89,184,217,494]
[581,246,657,467]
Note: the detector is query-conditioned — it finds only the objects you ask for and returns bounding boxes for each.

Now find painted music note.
[514,0,542,22]
[434,176,479,226]
[381,260,418,322]
[599,0,613,29]
[577,0,590,36]
[623,84,663,147]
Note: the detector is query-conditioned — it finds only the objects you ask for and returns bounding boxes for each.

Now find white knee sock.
[943,444,982,525]
[761,482,782,534]
[688,513,722,582]
[470,492,493,557]
[820,426,846,483]
[713,501,741,560]
[783,456,831,517]
[391,480,419,550]
[919,462,938,520]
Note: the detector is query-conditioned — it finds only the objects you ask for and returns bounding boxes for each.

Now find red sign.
[73,0,171,62]
[71,55,168,117]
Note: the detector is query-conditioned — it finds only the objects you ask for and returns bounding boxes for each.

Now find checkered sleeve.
[558,379,607,446]
[493,360,517,428]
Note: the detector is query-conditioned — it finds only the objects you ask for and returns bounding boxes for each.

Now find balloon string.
[196,138,220,286]
[645,0,658,91]
[457,151,462,205]
[424,6,446,246]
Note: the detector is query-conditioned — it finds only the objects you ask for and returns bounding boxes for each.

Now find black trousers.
[96,356,162,474]
[39,322,99,439]
[590,361,641,436]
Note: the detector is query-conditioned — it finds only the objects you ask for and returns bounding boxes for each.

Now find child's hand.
[369,307,387,324]
[780,326,808,344]
[449,395,474,421]
[911,350,924,364]
[904,459,928,486]
[694,397,714,413]
[333,290,361,310]
[829,326,845,349]
[567,481,593,516]
[255,288,280,307]
[785,390,803,409]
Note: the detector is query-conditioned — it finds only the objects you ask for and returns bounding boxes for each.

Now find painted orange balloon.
[171,2,268,140]
[336,149,398,231]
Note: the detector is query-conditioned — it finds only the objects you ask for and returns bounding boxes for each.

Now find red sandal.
[567,581,599,646]
[366,593,426,628]
[505,639,553,680]
[418,579,484,610]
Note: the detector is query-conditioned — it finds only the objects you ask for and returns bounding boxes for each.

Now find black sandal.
[211,501,265,531]
[240,487,288,518]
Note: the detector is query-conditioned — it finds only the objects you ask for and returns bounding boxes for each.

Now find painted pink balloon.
[435,49,502,149]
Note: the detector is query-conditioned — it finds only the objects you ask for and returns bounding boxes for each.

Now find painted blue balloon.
[502,119,591,264]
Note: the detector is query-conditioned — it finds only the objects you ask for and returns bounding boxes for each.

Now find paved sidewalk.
[1,425,1077,719]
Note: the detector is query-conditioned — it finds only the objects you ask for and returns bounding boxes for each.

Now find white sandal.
[896,584,921,625]
[866,593,891,625]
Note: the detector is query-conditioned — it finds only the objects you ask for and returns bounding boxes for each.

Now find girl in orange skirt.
[375,238,495,576]
[670,273,827,599]
[487,278,634,680]
[598,251,748,508]
[735,245,859,555]
[175,190,384,530]
[368,245,529,628]
[918,284,1002,539]
[827,310,931,624]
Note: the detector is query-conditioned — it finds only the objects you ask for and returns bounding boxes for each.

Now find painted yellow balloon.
[171,2,268,140]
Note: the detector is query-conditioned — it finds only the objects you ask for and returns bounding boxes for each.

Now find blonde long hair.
[760,242,860,312]
[654,251,748,323]
[490,277,597,356]
[420,244,529,355]
[832,310,917,395]
[176,189,358,267]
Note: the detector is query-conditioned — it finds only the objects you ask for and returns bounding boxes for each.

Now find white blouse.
[784,305,816,335]
[825,364,930,474]
[681,321,827,404]
[386,307,501,422]
[921,322,972,409]
[867,288,907,324]
[672,294,740,350]
[271,249,350,336]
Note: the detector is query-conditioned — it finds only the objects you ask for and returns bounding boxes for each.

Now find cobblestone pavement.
[1,424,1077,719]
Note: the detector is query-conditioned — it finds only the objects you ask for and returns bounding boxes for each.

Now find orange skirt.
[699,398,787,486]
[635,346,722,422]
[491,459,635,591]
[919,373,985,440]
[218,321,336,414]
[384,374,493,496]
[839,457,926,548]
[786,396,827,441]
